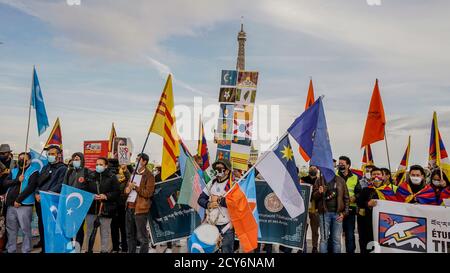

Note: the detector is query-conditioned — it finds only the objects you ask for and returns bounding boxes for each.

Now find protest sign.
[373,200,450,253]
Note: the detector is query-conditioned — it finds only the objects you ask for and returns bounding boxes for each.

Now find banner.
[149,176,201,244]
[118,145,131,165]
[83,140,109,170]
[373,200,450,253]
[256,180,310,250]
[112,137,133,160]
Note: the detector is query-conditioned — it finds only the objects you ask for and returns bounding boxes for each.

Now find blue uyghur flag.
[288,97,335,183]
[31,67,49,136]
[29,148,48,173]
[239,169,261,238]
[40,191,73,253]
[57,184,95,239]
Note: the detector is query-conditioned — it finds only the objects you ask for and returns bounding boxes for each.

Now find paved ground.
[23,227,360,253]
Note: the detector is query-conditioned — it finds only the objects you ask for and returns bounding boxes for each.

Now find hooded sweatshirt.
[63,152,92,190]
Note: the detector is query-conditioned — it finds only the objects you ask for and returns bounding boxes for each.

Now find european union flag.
[29,148,48,173]
[40,191,73,253]
[31,67,49,136]
[288,97,335,183]
[57,184,95,238]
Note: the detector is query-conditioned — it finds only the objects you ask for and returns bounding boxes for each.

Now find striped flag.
[149,74,180,180]
[178,142,206,219]
[429,112,450,179]
[45,118,63,150]
[395,136,411,185]
[197,118,210,171]
[361,144,374,169]
[108,122,117,158]
[372,184,397,201]
[299,79,315,161]
[396,181,438,205]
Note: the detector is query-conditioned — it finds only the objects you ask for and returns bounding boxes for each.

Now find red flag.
[361,79,386,148]
[299,79,315,161]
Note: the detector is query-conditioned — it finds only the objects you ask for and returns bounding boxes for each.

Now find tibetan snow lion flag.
[373,200,450,253]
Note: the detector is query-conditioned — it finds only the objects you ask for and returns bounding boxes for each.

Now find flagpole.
[365,146,369,168]
[384,128,392,172]
[22,66,34,176]
[225,131,289,196]
[128,131,151,187]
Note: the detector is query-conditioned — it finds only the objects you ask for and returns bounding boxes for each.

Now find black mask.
[18,159,25,168]
[338,165,346,171]
[0,154,8,163]
[309,170,317,177]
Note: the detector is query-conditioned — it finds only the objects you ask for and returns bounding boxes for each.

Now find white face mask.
[432,180,442,187]
[410,176,422,185]
[365,173,371,179]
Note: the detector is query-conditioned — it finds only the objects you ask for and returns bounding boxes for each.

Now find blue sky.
[1,0,450,170]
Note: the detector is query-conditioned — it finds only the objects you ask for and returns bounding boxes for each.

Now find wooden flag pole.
[384,128,392,172]
[22,66,35,176]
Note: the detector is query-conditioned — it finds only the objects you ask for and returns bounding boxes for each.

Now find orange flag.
[225,183,258,253]
[299,79,315,161]
[361,79,386,148]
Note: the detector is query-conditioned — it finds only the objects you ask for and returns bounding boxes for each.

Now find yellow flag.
[149,74,179,180]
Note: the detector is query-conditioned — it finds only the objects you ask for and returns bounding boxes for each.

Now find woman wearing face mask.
[85,157,120,253]
[396,165,438,204]
[429,170,450,204]
[197,159,234,253]
[63,152,92,249]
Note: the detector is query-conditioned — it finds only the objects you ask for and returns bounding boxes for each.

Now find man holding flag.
[197,159,235,253]
[57,184,95,252]
[2,152,39,253]
[34,145,67,252]
[124,153,155,253]
[286,96,348,253]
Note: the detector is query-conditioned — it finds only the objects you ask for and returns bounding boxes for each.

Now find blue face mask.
[47,155,56,164]
[73,160,81,169]
[96,165,105,173]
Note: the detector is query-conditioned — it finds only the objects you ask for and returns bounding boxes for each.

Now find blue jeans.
[343,210,356,253]
[319,212,343,253]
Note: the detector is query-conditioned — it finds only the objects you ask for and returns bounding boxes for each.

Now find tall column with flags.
[215,23,258,172]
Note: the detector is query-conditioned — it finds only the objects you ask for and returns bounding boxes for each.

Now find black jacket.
[3,166,39,206]
[86,169,120,217]
[63,153,92,190]
[36,162,67,193]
